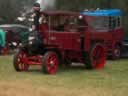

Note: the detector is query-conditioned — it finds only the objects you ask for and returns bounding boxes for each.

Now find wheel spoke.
[43,52,59,74]
[16,52,29,71]
[91,44,105,69]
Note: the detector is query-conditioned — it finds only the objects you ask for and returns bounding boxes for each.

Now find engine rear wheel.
[42,51,59,74]
[13,50,29,71]
[85,43,106,69]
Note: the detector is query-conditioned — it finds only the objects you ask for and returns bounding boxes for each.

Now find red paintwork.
[20,11,124,72]
[44,52,59,74]
[23,55,42,65]
[90,44,106,69]
[16,51,29,71]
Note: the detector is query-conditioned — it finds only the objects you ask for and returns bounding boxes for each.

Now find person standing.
[30,3,44,54]
[32,3,41,31]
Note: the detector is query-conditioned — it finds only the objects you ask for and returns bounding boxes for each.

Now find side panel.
[45,31,81,51]
[112,28,124,41]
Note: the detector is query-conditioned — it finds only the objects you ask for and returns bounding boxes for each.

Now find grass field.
[0,55,128,96]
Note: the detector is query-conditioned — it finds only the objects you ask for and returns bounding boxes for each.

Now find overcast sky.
[36,0,55,10]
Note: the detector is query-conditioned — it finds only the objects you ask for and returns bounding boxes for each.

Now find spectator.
[0,29,6,54]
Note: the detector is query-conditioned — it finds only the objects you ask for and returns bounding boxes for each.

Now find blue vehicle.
[81,9,122,16]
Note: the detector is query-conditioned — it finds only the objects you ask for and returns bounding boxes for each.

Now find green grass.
[0,55,128,96]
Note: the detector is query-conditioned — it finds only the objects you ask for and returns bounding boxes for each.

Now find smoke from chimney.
[36,0,56,10]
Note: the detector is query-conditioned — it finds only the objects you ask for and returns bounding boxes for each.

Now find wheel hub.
[50,61,55,67]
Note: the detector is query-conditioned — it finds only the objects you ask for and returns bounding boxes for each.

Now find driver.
[32,3,42,31]
[30,3,45,54]
[32,3,47,36]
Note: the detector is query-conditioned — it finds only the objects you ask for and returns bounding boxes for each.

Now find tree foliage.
[0,0,33,24]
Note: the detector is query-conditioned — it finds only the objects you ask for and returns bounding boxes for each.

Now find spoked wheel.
[112,45,121,60]
[13,50,29,71]
[42,51,59,74]
[85,43,106,69]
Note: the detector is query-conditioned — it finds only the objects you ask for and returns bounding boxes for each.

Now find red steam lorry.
[13,9,124,74]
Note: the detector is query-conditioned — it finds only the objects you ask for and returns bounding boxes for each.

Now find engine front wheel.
[85,43,106,69]
[13,50,29,71]
[42,51,59,74]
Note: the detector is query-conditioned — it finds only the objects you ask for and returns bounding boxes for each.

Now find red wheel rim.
[45,53,59,74]
[91,45,105,69]
[17,52,29,71]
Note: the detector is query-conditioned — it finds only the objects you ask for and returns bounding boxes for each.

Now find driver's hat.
[33,3,40,7]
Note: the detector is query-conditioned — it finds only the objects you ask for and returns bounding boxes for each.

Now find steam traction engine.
[13,11,106,74]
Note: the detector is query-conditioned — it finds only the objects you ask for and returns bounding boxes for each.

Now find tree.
[0,0,33,24]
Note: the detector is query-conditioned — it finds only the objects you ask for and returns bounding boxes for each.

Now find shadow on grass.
[25,64,93,75]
